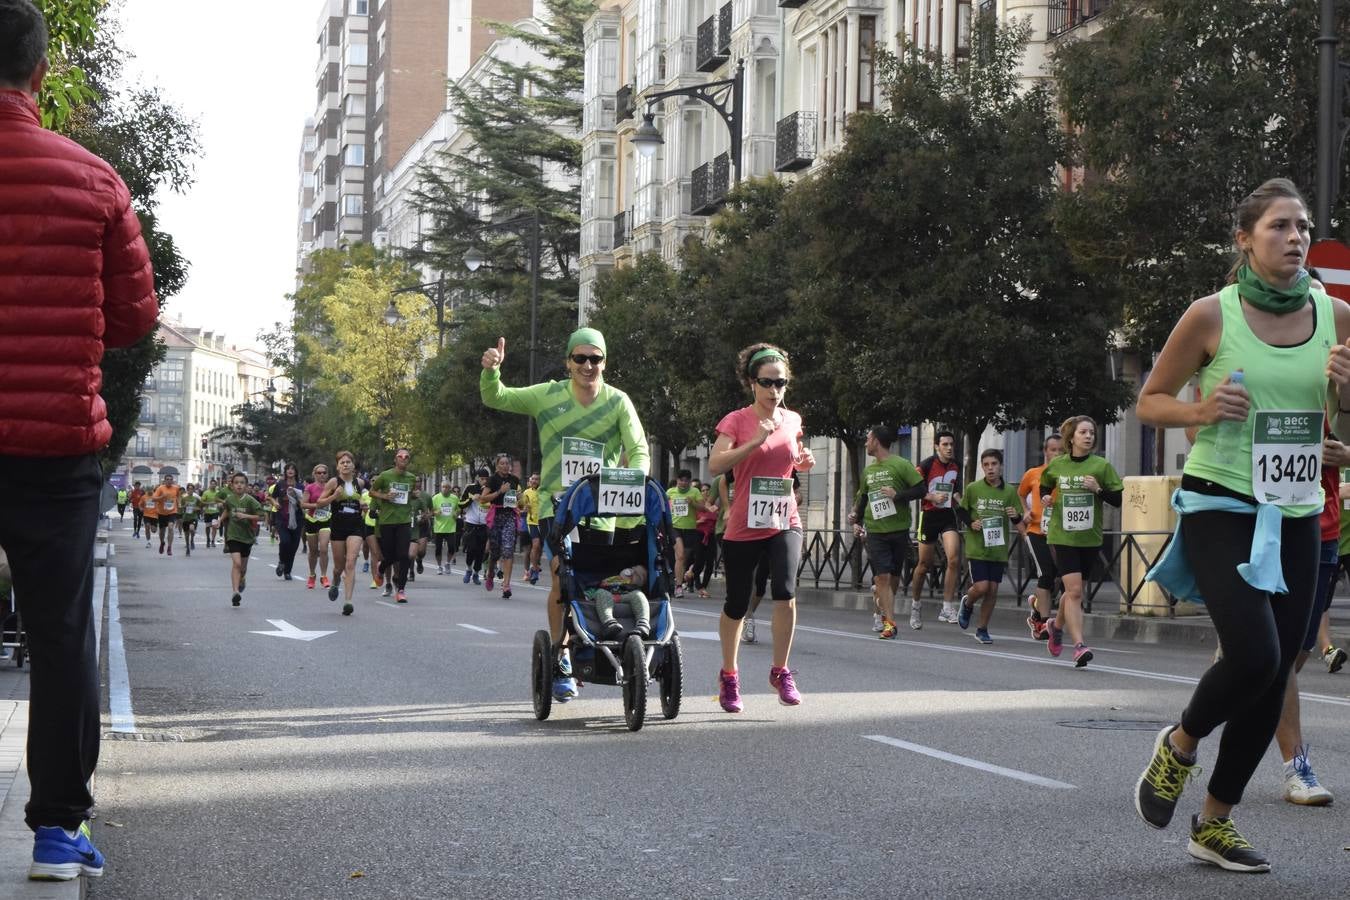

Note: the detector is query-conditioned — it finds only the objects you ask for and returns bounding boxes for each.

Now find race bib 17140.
[599,467,645,516]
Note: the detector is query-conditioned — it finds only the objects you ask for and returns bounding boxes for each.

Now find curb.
[791,585,1221,648]
[0,717,83,900]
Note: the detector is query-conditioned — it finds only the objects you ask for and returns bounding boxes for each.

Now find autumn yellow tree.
[300,266,436,451]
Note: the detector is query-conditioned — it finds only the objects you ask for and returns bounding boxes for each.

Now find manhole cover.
[102,732,183,742]
[1057,719,1173,732]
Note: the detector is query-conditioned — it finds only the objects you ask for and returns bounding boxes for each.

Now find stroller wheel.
[660,633,683,720]
[621,634,647,732]
[530,630,553,721]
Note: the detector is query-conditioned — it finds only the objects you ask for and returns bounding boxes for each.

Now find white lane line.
[107,569,136,733]
[864,735,1076,790]
[677,631,720,641]
[674,608,1350,709]
[376,601,402,609]
[92,566,107,659]
[458,624,499,635]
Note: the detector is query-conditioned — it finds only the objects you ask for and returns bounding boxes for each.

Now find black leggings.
[378,523,411,590]
[1027,532,1059,591]
[462,523,488,573]
[433,532,459,560]
[721,530,803,620]
[1178,505,1319,805]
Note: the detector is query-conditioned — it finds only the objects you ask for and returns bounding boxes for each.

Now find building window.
[351,0,368,15]
[375,72,385,109]
[956,0,972,57]
[304,134,318,153]
[134,431,151,456]
[159,396,183,424]
[344,144,365,166]
[162,430,181,455]
[343,194,364,216]
[858,16,876,110]
[160,358,183,384]
[347,43,367,66]
[344,93,366,116]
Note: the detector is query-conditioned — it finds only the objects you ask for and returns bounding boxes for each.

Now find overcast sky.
[116,0,317,351]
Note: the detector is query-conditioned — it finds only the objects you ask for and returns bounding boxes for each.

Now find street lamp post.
[630,58,744,185]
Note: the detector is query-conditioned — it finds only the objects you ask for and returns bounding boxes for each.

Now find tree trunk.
[962,420,988,485]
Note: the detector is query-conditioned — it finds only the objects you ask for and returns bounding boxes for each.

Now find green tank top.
[1185,284,1333,517]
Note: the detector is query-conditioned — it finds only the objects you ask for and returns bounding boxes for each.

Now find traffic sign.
[1307,240,1350,302]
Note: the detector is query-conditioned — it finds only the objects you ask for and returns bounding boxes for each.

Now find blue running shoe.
[552,675,579,702]
[974,628,993,645]
[957,596,973,630]
[30,824,104,880]
[462,570,472,584]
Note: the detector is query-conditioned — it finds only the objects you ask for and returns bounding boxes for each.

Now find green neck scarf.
[1236,264,1311,314]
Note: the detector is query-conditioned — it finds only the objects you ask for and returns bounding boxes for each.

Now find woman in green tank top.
[1134,178,1350,873]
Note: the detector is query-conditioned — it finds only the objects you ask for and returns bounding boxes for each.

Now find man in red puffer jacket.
[0,0,157,882]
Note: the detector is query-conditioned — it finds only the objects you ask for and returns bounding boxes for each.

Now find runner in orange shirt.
[140,483,158,549]
[129,482,146,539]
[1016,432,1062,639]
[151,474,184,556]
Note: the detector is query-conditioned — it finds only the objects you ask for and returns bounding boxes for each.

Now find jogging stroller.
[532,473,684,731]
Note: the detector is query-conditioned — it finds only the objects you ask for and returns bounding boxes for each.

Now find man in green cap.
[480,327,649,702]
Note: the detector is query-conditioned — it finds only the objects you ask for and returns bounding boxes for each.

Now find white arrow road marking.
[864,735,1076,790]
[249,619,336,641]
[458,624,498,635]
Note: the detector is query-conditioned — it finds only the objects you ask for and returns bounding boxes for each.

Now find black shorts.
[330,516,365,542]
[722,529,803,619]
[1052,544,1098,579]
[918,509,958,544]
[417,520,432,541]
[225,540,253,557]
[304,518,331,536]
[866,530,909,577]
[180,518,198,529]
[157,515,178,530]
[675,528,702,551]
[203,512,219,523]
[1027,532,1058,590]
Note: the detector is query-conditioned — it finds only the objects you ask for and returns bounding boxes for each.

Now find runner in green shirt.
[369,449,417,602]
[480,327,649,703]
[431,481,462,575]
[221,472,263,607]
[1038,416,1123,667]
[954,449,1023,644]
[408,480,432,581]
[850,426,925,639]
[667,469,703,597]
[201,480,222,549]
[179,484,201,556]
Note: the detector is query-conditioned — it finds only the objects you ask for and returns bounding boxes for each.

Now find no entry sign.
[1307,240,1350,302]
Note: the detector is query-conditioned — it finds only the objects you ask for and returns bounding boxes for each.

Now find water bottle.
[1213,370,1246,465]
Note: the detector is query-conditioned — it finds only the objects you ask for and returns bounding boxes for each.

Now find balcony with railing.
[616,84,635,123]
[718,4,732,55]
[696,13,729,72]
[138,411,156,424]
[691,152,732,215]
[141,379,157,392]
[775,111,817,172]
[1048,0,1111,39]
[979,0,994,13]
[613,208,631,248]
[779,0,807,8]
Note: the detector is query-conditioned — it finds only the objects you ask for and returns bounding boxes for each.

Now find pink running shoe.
[769,666,801,706]
[1073,644,1094,668]
[485,571,495,591]
[718,669,743,713]
[1046,621,1063,658]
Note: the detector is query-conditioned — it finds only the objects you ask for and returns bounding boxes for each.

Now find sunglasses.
[755,377,789,389]
[570,353,605,366]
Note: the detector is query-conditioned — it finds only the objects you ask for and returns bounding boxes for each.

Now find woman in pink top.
[708,343,816,713]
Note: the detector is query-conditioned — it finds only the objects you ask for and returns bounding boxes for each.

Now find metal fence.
[791,526,1179,616]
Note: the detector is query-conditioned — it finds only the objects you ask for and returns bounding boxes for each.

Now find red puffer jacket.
[0,90,158,458]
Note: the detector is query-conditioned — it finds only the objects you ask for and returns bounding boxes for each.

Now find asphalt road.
[85,516,1350,899]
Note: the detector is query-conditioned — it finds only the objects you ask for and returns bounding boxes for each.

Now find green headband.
[747,347,785,373]
[567,327,607,356]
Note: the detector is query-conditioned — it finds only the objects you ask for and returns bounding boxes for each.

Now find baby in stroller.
[585,563,651,640]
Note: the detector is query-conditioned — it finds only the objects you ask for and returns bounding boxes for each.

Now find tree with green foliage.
[411,0,591,337]
[55,1,200,470]
[298,266,437,453]
[785,16,1128,481]
[32,0,101,130]
[1052,0,1350,353]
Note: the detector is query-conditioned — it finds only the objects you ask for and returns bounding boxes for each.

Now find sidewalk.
[791,582,1350,649]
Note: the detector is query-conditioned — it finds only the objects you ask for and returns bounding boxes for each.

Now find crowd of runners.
[108,180,1350,876]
